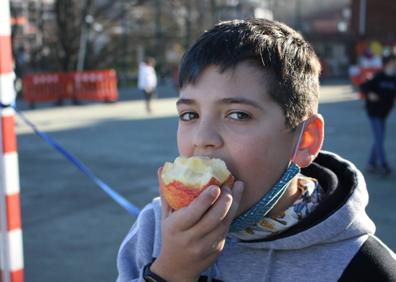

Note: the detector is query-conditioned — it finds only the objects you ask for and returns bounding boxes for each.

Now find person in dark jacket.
[360,54,396,175]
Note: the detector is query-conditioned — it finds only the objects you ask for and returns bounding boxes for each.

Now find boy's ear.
[293,114,324,168]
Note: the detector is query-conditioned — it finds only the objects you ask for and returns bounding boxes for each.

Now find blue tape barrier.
[3,102,141,217]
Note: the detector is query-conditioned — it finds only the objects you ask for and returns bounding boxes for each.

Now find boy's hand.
[151,169,244,282]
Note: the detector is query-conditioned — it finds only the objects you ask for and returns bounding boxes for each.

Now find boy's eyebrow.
[176,98,196,106]
[176,97,264,110]
[220,97,264,110]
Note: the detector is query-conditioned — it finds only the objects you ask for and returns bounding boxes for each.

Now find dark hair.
[178,18,321,128]
[144,57,156,66]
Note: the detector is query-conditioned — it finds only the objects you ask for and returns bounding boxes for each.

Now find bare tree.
[55,0,93,71]
[12,0,233,76]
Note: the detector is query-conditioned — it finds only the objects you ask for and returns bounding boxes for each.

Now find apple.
[159,156,234,210]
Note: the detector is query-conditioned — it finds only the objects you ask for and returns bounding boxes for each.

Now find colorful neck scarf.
[230,175,322,241]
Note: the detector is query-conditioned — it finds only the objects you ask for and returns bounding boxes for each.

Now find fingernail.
[209,186,218,196]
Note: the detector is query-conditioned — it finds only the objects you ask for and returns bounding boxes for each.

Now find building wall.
[351,0,396,41]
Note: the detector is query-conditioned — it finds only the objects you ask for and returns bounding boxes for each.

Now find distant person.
[360,54,396,175]
[14,47,26,79]
[117,19,396,282]
[138,57,157,113]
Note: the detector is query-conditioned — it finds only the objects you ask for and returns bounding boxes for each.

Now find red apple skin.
[159,170,235,210]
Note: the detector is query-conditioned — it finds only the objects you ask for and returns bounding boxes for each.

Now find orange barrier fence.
[22,69,118,104]
[22,72,66,103]
[69,70,118,102]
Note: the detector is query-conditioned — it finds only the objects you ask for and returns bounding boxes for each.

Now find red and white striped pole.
[0,0,24,282]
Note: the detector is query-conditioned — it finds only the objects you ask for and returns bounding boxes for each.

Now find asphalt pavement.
[15,81,396,282]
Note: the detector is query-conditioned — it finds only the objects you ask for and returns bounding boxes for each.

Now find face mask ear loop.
[291,120,307,163]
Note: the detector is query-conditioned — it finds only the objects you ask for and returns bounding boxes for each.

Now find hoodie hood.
[237,151,376,250]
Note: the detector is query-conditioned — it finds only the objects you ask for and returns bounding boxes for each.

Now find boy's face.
[177,63,298,216]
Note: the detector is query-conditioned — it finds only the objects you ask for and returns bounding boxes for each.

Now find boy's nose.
[193,121,223,150]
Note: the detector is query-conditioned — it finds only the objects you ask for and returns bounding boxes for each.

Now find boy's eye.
[179,112,199,121]
[227,111,251,121]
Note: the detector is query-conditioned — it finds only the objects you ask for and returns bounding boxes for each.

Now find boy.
[117,19,396,281]
[360,54,396,175]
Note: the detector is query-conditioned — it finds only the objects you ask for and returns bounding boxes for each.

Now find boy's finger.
[192,186,233,234]
[193,181,244,235]
[173,185,221,230]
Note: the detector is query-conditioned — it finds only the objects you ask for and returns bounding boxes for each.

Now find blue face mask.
[230,121,307,233]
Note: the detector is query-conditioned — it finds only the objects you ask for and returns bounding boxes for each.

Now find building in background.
[8,0,396,82]
[300,5,352,78]
[350,0,396,64]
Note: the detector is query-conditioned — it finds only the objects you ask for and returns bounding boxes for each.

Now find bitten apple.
[159,156,234,210]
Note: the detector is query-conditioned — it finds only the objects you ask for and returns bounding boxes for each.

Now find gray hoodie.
[116,151,396,282]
